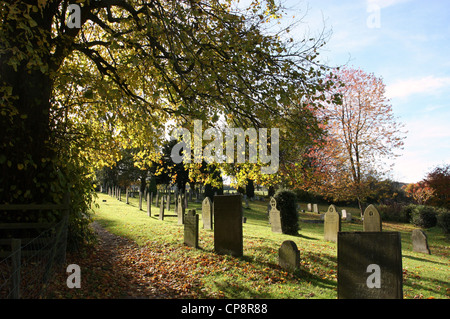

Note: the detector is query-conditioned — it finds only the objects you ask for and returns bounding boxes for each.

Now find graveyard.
[3,0,450,304]
[44,191,449,299]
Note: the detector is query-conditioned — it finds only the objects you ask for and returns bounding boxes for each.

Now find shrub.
[377,202,409,222]
[401,204,416,222]
[437,209,450,233]
[411,205,438,228]
[274,189,299,235]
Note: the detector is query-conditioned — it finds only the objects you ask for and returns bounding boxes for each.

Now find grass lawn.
[92,192,449,299]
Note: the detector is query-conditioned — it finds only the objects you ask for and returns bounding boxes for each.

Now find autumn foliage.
[300,67,406,211]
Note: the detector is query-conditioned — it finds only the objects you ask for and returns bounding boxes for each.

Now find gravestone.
[177,194,185,225]
[411,229,431,254]
[184,210,199,248]
[307,203,312,212]
[278,240,300,272]
[324,204,341,242]
[166,193,171,210]
[202,197,213,230]
[313,204,319,213]
[341,209,352,222]
[213,195,243,257]
[268,197,282,233]
[147,192,151,217]
[338,232,403,299]
[363,204,382,232]
[159,197,165,220]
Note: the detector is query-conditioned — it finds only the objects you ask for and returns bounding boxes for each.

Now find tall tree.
[1,0,331,245]
[425,164,450,209]
[303,67,406,212]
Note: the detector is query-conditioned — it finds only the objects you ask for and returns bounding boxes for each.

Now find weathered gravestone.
[184,210,199,248]
[177,194,185,225]
[279,240,300,272]
[268,197,282,233]
[324,205,341,242]
[363,204,382,232]
[202,197,213,230]
[341,209,352,222]
[313,204,319,213]
[147,192,151,217]
[341,209,347,219]
[338,232,403,299]
[159,197,165,220]
[307,203,312,212]
[213,195,243,257]
[411,229,431,254]
[166,193,171,210]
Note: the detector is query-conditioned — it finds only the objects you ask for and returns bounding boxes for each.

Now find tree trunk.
[0,9,55,204]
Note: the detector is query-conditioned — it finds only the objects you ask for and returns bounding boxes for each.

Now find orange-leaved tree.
[304,67,406,213]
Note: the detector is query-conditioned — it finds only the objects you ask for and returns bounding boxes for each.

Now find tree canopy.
[1,0,332,246]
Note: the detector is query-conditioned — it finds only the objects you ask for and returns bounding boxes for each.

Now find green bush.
[437,209,450,233]
[274,189,299,235]
[377,202,409,222]
[411,205,438,228]
[401,204,416,222]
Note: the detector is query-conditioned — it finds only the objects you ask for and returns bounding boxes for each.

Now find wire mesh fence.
[0,195,70,299]
[0,215,68,299]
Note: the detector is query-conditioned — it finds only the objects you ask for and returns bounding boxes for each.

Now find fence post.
[11,238,21,299]
[60,192,71,264]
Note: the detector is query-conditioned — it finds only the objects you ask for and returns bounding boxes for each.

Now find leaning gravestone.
[338,232,403,299]
[184,210,199,248]
[159,197,165,220]
[324,205,341,242]
[177,194,185,225]
[268,197,282,233]
[411,229,431,254]
[213,195,243,257]
[202,197,213,230]
[279,240,300,272]
[363,204,382,232]
[313,204,319,213]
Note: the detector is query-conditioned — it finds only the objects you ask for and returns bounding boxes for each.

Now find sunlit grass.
[93,192,449,299]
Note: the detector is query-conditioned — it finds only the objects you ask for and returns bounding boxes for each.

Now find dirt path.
[44,222,204,299]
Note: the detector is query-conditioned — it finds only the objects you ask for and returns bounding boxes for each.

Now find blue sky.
[275,0,450,183]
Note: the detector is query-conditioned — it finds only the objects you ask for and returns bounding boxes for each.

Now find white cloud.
[366,0,411,9]
[385,76,450,99]
[391,115,450,182]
